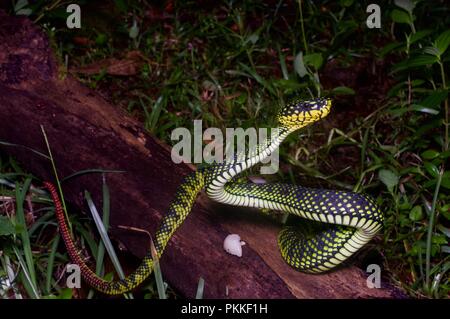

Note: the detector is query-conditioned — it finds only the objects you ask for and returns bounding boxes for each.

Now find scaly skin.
[44,169,204,294]
[44,97,383,294]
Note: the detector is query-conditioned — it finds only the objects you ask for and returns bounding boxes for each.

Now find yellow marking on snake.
[46,97,383,294]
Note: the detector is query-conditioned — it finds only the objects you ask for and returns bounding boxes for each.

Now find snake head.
[277,97,331,131]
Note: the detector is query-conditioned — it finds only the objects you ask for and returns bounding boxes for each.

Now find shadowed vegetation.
[1,0,449,298]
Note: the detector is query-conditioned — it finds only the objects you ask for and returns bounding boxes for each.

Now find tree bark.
[0,11,404,298]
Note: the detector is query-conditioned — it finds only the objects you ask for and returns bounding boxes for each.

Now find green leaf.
[332,86,355,95]
[278,46,289,80]
[237,63,276,95]
[95,34,108,46]
[272,79,308,91]
[113,0,128,12]
[423,46,441,57]
[339,0,354,7]
[409,205,423,221]
[58,288,73,299]
[394,0,415,13]
[387,80,425,97]
[14,0,28,11]
[391,9,411,24]
[409,105,440,115]
[104,272,114,282]
[246,33,259,45]
[440,150,450,159]
[434,29,450,55]
[388,82,406,97]
[432,234,447,245]
[392,55,439,72]
[303,53,323,70]
[380,42,403,57]
[398,199,412,210]
[410,240,426,256]
[441,204,450,220]
[0,215,15,236]
[16,8,32,16]
[424,162,439,178]
[419,90,448,108]
[379,169,399,191]
[437,225,450,238]
[129,20,139,39]
[294,52,308,77]
[441,171,450,189]
[409,30,432,44]
[421,150,440,160]
[399,214,411,227]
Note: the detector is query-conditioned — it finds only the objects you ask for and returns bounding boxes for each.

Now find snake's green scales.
[44,97,383,294]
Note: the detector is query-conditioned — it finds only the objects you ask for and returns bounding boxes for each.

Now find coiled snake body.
[44,97,383,295]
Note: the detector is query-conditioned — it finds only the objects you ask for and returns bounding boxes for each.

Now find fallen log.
[0,11,403,298]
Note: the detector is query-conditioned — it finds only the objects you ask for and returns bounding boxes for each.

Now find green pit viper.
[44,97,383,295]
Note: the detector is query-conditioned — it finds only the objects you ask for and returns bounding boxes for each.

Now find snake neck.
[228,126,291,165]
[204,123,383,235]
[205,126,291,201]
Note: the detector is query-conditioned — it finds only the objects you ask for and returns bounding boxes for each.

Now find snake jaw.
[277,98,332,131]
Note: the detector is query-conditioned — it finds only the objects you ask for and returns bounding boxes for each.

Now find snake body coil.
[44,97,383,294]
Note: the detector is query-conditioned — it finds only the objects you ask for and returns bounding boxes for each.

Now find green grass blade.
[88,176,110,299]
[195,277,205,299]
[0,140,50,160]
[98,175,110,272]
[61,169,126,183]
[238,62,276,95]
[431,261,450,298]
[41,125,72,234]
[0,254,22,299]
[73,224,99,258]
[28,209,55,238]
[425,168,444,291]
[12,246,39,299]
[150,239,166,299]
[360,126,370,176]
[84,189,133,299]
[84,190,125,278]
[14,178,38,290]
[45,234,60,294]
[0,178,16,188]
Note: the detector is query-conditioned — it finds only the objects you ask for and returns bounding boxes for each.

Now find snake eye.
[277,97,332,130]
[308,98,329,110]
